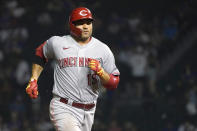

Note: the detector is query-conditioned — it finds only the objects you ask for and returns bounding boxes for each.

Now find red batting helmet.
[69,7,93,37]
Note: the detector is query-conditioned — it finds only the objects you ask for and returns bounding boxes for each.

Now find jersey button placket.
[77,48,83,100]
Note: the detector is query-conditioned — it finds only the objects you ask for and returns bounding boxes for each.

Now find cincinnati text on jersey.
[58,57,102,68]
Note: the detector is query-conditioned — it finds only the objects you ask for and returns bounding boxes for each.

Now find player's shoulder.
[92,37,111,50]
[47,35,70,47]
[48,35,68,42]
[92,37,115,57]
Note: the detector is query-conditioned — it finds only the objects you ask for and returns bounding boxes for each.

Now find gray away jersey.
[43,35,119,102]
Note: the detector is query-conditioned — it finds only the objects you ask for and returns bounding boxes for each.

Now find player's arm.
[26,42,47,99]
[26,64,43,99]
[88,59,119,90]
[98,69,119,90]
[30,64,44,81]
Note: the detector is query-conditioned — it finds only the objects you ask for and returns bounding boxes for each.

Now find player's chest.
[53,45,104,68]
[53,45,103,59]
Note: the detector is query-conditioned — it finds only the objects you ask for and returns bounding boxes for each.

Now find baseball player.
[26,7,120,131]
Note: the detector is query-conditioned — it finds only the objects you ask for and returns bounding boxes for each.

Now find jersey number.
[87,74,97,86]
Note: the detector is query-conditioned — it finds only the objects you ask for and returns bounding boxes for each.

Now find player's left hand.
[88,59,104,76]
[26,79,39,99]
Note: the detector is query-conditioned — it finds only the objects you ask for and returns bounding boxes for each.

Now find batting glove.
[88,59,104,77]
[26,79,38,99]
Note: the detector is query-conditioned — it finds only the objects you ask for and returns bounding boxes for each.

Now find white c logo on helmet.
[79,10,88,16]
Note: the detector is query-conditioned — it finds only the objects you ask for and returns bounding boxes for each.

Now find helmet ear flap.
[69,7,93,37]
[69,22,82,37]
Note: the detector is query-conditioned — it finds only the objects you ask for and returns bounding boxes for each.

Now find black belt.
[60,98,95,110]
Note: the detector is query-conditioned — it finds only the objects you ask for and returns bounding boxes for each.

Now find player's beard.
[79,30,92,41]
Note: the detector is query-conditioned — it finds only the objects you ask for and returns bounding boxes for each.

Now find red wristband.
[104,74,120,90]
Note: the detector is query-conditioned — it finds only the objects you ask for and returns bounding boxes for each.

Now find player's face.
[73,19,93,40]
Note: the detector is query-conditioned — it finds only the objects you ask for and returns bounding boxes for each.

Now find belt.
[60,98,95,110]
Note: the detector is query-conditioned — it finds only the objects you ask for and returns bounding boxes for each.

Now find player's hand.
[88,58,104,76]
[26,79,38,99]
